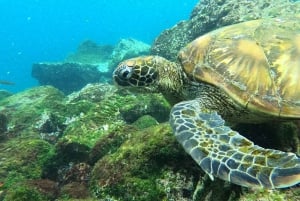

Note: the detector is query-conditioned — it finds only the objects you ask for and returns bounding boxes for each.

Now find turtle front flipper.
[170,99,300,189]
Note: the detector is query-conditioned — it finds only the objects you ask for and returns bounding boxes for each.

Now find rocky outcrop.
[151,0,300,60]
[32,62,102,94]
[65,40,114,64]
[32,38,150,94]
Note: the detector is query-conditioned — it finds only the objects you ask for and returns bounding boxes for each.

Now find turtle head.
[113,56,159,87]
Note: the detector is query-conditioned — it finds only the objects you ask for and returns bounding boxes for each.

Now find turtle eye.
[119,66,133,79]
[116,65,133,80]
[113,64,136,86]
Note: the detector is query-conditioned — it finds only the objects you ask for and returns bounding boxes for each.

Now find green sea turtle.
[113,15,300,189]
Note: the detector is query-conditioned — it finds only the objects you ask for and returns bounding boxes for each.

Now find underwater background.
[0,0,197,93]
[1,0,300,200]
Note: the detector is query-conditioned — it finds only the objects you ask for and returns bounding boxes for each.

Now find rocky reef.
[2,0,300,200]
[0,83,299,201]
[32,38,150,94]
[32,62,102,94]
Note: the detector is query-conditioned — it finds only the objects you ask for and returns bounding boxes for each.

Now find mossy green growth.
[118,92,171,123]
[0,138,55,189]
[238,188,299,201]
[132,115,158,129]
[4,183,47,201]
[0,86,65,138]
[89,125,138,164]
[91,123,199,201]
[60,89,170,149]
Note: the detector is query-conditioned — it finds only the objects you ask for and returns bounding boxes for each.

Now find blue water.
[0,0,198,93]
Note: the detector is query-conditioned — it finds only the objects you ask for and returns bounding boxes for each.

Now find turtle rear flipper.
[170,99,300,189]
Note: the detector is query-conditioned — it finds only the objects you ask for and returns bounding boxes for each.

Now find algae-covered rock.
[59,84,170,151]
[0,86,66,139]
[32,62,102,94]
[151,0,300,60]
[90,123,201,201]
[118,91,171,123]
[65,40,114,65]
[132,115,158,129]
[67,83,116,103]
[237,188,300,201]
[0,113,8,136]
[0,90,12,101]
[3,179,61,201]
[0,138,55,192]
[88,125,137,165]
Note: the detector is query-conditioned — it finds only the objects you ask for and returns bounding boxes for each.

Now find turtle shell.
[179,15,300,118]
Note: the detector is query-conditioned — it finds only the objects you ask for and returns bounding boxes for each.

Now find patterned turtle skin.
[113,15,300,189]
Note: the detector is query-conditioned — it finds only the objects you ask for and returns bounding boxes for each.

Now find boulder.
[32,62,102,94]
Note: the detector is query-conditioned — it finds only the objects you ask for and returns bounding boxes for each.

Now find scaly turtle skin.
[113,15,300,189]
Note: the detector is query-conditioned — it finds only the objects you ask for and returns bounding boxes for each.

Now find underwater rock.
[90,123,201,201]
[88,125,137,165]
[89,122,300,201]
[0,90,12,101]
[65,40,114,64]
[60,182,90,199]
[61,83,170,152]
[0,138,55,200]
[67,83,117,103]
[132,115,159,129]
[108,38,151,73]
[151,0,300,60]
[57,162,91,185]
[32,62,102,94]
[0,86,66,138]
[0,113,8,136]
[32,38,150,93]
[118,91,171,123]
[4,179,64,201]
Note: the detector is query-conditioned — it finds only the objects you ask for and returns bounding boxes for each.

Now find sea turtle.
[113,15,300,189]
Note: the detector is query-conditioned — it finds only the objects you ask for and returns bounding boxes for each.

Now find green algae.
[0,139,55,189]
[0,86,66,138]
[132,115,158,129]
[88,125,137,165]
[90,123,200,201]
[4,183,47,201]
[60,85,170,149]
[238,188,300,201]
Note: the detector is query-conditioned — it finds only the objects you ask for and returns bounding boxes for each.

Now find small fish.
[0,80,15,85]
